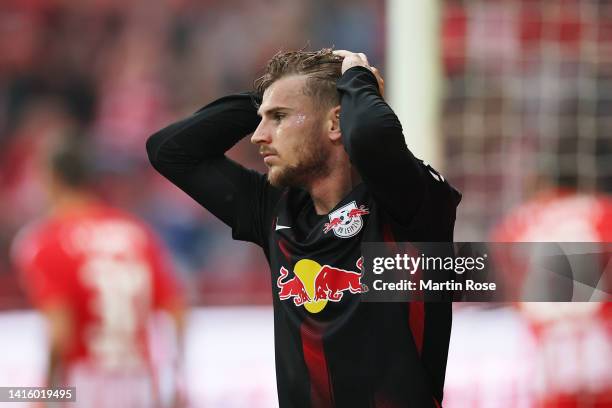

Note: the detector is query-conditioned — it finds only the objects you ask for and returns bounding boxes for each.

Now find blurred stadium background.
[0,0,610,407]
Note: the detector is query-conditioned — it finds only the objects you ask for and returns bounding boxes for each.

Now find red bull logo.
[323,201,369,238]
[276,258,366,313]
[277,266,310,306]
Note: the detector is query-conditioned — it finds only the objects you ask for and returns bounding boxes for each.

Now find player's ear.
[327,105,342,142]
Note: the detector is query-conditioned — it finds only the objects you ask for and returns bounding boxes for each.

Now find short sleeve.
[11,225,70,308]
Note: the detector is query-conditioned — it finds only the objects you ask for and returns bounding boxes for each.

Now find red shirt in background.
[491,189,612,407]
[492,189,612,243]
[11,202,182,374]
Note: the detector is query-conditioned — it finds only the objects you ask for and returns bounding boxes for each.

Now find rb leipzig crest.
[323,201,369,238]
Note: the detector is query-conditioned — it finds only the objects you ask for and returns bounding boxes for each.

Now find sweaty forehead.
[260,75,311,111]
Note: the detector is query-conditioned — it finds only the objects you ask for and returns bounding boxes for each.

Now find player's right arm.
[146,93,280,246]
[10,225,72,388]
[43,305,73,388]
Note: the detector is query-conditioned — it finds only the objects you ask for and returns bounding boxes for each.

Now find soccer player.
[147,49,461,407]
[11,137,186,407]
[492,170,612,406]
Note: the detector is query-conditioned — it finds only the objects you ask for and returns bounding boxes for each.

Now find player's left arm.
[335,50,453,225]
[147,233,188,407]
[148,234,186,345]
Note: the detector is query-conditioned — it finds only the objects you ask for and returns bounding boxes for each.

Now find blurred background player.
[491,130,612,406]
[11,136,186,407]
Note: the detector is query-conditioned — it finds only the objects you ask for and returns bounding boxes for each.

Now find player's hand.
[333,50,385,98]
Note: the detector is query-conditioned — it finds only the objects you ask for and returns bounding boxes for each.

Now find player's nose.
[251,121,271,145]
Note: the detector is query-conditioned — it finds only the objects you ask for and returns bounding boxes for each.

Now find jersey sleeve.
[337,67,461,229]
[11,225,70,309]
[146,93,281,247]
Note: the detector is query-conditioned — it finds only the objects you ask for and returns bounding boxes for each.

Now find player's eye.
[273,112,286,123]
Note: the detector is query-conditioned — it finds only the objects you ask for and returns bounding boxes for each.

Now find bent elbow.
[146,131,164,169]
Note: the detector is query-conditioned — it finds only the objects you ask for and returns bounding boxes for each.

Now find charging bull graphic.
[277,266,310,306]
[277,258,366,313]
[314,266,363,301]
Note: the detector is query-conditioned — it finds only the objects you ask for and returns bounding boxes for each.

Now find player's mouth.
[261,150,278,165]
[263,155,278,165]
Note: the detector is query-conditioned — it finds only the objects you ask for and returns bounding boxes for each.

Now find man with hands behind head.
[148,48,460,408]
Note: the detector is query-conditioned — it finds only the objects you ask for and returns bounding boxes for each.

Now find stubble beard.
[267,140,331,188]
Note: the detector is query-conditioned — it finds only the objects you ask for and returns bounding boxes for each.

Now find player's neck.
[308,165,360,215]
[51,190,97,216]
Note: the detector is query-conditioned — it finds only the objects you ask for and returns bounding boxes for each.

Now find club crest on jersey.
[276,258,366,314]
[323,201,369,238]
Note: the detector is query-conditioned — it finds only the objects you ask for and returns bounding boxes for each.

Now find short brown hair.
[254,48,343,108]
[49,135,94,189]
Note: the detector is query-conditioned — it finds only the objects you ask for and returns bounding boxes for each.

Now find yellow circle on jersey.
[294,258,327,314]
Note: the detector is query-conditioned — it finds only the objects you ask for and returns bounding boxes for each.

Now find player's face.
[252,75,331,188]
